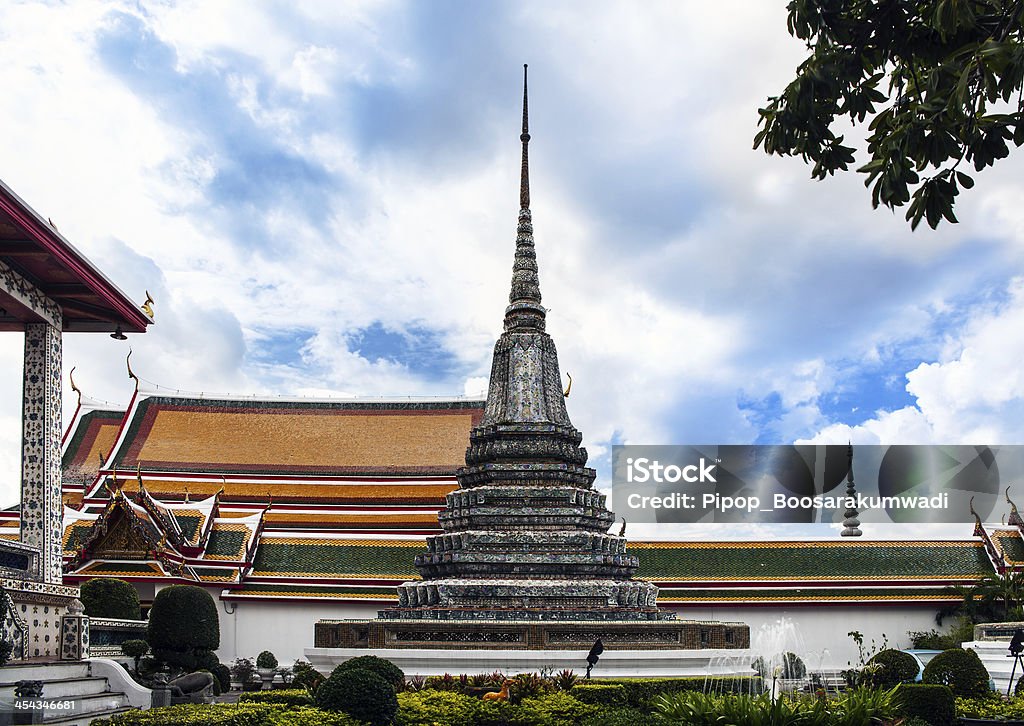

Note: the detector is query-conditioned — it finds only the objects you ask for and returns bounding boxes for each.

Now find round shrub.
[315,667,397,726]
[867,648,919,688]
[337,655,404,689]
[80,578,141,620]
[291,660,325,693]
[921,647,990,698]
[121,639,149,672]
[212,663,231,694]
[893,683,955,726]
[147,585,219,671]
[257,650,279,669]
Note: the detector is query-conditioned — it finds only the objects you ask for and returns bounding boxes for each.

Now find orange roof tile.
[62,409,124,486]
[109,396,483,475]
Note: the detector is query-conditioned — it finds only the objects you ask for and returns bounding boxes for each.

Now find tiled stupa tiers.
[379,66,664,622]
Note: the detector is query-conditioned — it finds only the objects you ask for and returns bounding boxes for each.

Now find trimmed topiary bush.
[212,664,231,695]
[147,585,219,671]
[257,650,278,669]
[121,639,148,672]
[337,655,404,689]
[921,647,990,698]
[867,648,920,688]
[291,660,325,693]
[893,683,955,726]
[80,578,141,620]
[315,667,397,726]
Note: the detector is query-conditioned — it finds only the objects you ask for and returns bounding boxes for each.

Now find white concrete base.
[305,646,756,678]
[965,640,1022,694]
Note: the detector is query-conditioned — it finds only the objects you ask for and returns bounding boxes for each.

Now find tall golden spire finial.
[126,349,139,391]
[69,366,82,408]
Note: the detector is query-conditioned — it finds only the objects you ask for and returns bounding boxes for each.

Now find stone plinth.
[315,618,749,650]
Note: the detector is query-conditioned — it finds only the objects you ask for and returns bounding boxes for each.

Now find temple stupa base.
[307,640,754,679]
[314,617,748,651]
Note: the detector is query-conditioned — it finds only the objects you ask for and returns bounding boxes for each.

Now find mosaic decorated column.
[21,321,64,585]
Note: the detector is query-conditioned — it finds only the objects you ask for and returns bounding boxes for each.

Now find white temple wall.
[197,597,944,671]
[215,598,380,665]
[667,605,944,671]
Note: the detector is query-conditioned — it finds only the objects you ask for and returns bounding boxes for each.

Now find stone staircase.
[0,661,136,726]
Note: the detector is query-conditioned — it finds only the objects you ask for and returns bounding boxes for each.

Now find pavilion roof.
[0,179,151,333]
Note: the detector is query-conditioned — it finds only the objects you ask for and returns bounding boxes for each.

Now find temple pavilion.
[39,381,1010,668]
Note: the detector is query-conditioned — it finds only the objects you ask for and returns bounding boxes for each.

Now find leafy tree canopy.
[755,0,1024,229]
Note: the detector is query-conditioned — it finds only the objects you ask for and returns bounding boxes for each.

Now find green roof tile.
[251,540,420,577]
[632,542,994,580]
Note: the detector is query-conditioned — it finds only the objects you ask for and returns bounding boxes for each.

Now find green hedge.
[588,676,760,706]
[90,703,280,726]
[90,703,368,726]
[396,691,481,726]
[80,578,141,620]
[239,689,313,707]
[570,683,627,705]
[894,683,955,726]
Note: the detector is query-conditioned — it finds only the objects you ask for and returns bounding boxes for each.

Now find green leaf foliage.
[89,703,369,726]
[755,0,1024,229]
[314,667,397,726]
[80,578,141,620]
[922,647,991,697]
[238,689,313,707]
[336,655,404,689]
[395,690,481,726]
[291,660,326,693]
[147,585,220,671]
[256,651,278,669]
[957,694,1024,719]
[894,683,956,726]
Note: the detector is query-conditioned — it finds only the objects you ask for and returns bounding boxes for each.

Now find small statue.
[168,671,216,703]
[482,679,513,702]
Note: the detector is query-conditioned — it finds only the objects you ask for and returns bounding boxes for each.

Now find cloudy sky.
[1,1,1022,537]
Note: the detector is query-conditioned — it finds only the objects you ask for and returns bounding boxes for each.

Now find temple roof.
[62,406,125,490]
[100,393,484,478]
[53,365,1001,606]
[0,178,151,333]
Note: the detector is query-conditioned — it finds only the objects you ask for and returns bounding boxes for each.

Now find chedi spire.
[504,64,546,333]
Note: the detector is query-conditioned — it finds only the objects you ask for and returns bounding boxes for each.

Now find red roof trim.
[0,181,150,332]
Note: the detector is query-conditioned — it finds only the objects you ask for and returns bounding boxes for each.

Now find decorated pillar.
[21,320,64,585]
